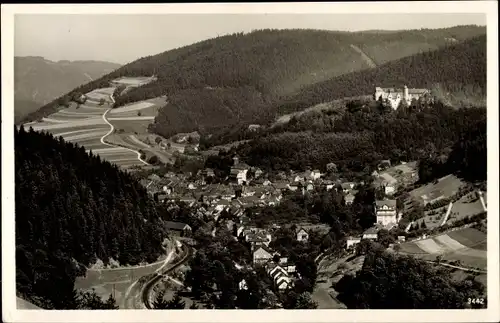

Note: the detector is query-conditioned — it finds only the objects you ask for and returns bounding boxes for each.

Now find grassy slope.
[14,56,121,122]
[22,26,485,136]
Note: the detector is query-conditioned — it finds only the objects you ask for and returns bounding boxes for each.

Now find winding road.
[142,244,193,309]
[100,94,149,165]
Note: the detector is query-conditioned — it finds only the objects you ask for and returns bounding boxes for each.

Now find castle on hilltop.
[374,85,430,110]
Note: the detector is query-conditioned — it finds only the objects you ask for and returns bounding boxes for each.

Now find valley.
[12,19,491,313]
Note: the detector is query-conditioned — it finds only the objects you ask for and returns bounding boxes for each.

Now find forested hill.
[15,127,167,309]
[277,34,486,114]
[22,26,485,136]
[202,34,486,148]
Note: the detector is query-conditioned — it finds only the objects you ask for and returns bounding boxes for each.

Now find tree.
[15,128,166,309]
[148,155,159,165]
[166,293,186,309]
[155,137,163,144]
[77,290,119,309]
[284,291,318,309]
[189,302,199,309]
[99,98,105,106]
[326,162,337,173]
[152,290,169,309]
[138,111,142,116]
[377,229,395,248]
[335,249,485,309]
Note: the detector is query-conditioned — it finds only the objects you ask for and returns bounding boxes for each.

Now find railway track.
[142,244,193,309]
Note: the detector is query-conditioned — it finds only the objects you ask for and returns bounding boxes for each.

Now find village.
[138,151,477,294]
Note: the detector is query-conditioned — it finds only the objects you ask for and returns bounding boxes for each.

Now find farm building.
[164,221,192,237]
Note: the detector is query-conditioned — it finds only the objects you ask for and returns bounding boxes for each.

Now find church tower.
[403,85,409,102]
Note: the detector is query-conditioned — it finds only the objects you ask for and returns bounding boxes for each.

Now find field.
[21,87,149,170]
[398,227,487,270]
[112,76,156,87]
[447,192,486,224]
[407,174,465,208]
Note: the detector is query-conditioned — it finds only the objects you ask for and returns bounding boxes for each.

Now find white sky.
[15,13,486,65]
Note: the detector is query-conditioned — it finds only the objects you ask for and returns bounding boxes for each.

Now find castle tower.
[403,85,409,101]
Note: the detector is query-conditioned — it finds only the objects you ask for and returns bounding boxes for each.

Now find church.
[374,85,430,109]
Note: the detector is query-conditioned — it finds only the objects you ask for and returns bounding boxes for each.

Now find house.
[278,257,296,273]
[362,227,379,240]
[275,275,292,290]
[246,231,272,250]
[238,279,248,290]
[378,159,392,170]
[397,235,406,242]
[345,193,355,205]
[230,156,250,185]
[267,264,293,290]
[311,169,322,181]
[272,181,289,192]
[157,193,168,203]
[253,245,274,265]
[322,180,335,191]
[341,182,356,194]
[373,176,396,197]
[296,228,309,242]
[148,174,162,182]
[374,85,430,110]
[374,199,398,226]
[164,221,192,237]
[254,168,263,178]
[346,236,362,249]
[202,168,215,179]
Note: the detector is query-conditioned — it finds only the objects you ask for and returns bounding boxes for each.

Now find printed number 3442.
[468,298,485,305]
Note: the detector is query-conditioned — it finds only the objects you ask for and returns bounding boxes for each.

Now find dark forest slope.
[15,127,167,309]
[22,26,485,136]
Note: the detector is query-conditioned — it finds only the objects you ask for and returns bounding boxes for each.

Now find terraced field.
[21,88,150,170]
[20,84,174,170]
[399,227,487,270]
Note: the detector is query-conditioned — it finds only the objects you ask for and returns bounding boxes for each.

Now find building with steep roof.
[374,85,430,110]
[374,199,398,226]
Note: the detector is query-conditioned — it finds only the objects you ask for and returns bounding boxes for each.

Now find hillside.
[200,34,486,148]
[231,103,486,174]
[277,34,486,114]
[21,26,486,136]
[15,126,167,309]
[14,56,121,122]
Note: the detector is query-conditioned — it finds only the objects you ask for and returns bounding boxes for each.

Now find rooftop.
[363,227,379,235]
[375,199,397,208]
[165,221,190,230]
